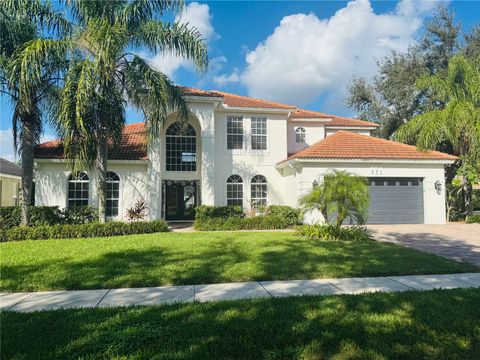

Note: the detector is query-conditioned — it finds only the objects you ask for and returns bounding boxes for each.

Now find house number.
[371,167,382,175]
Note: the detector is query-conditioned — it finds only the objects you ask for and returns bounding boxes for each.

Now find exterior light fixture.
[434,180,442,194]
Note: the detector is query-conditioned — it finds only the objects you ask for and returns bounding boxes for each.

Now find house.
[33,88,457,224]
[0,158,21,207]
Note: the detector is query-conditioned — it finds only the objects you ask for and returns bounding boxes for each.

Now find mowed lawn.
[2,288,480,359]
[1,232,477,292]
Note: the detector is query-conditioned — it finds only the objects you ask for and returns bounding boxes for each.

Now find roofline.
[0,173,21,179]
[34,159,149,164]
[289,117,332,122]
[276,157,456,168]
[219,105,293,113]
[325,126,378,130]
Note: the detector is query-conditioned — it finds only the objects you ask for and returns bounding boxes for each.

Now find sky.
[1,0,479,161]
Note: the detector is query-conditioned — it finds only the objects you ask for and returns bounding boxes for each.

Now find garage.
[367,178,424,224]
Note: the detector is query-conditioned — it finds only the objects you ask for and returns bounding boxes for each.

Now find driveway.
[368,224,480,267]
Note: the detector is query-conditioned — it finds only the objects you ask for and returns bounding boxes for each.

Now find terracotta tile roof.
[212,90,297,109]
[0,158,21,177]
[179,87,223,98]
[290,109,334,119]
[290,109,378,127]
[281,131,457,163]
[34,122,147,160]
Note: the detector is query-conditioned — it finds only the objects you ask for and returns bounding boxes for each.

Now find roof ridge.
[210,89,297,109]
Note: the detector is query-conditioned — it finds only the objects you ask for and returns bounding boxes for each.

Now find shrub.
[296,224,372,241]
[126,200,147,221]
[264,205,301,226]
[62,206,98,224]
[194,216,288,231]
[466,214,480,223]
[0,220,169,242]
[195,205,244,222]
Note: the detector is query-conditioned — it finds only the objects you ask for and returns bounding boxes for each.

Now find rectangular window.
[251,117,267,150]
[227,116,243,150]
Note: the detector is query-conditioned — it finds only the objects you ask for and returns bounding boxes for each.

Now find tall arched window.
[106,171,120,217]
[226,175,243,207]
[68,172,89,207]
[166,122,196,171]
[295,127,306,143]
[251,175,267,209]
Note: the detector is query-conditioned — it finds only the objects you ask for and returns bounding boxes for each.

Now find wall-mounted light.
[434,180,442,194]
[312,180,318,189]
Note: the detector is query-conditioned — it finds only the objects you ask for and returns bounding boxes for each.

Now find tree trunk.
[465,183,473,218]
[20,119,35,227]
[96,129,108,223]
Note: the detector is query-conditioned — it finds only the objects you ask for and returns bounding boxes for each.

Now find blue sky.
[1,0,479,161]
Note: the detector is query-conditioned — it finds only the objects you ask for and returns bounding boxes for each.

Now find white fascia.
[289,117,332,122]
[220,104,293,114]
[324,126,378,130]
[34,159,149,164]
[0,173,21,180]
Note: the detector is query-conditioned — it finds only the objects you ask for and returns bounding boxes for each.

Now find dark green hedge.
[194,216,289,231]
[295,224,372,241]
[195,205,244,222]
[264,205,301,226]
[466,214,480,223]
[0,206,97,229]
[0,220,169,242]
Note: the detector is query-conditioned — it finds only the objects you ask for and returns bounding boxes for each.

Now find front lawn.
[2,288,480,359]
[1,232,476,292]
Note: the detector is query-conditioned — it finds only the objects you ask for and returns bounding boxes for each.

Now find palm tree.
[395,55,480,216]
[0,0,70,226]
[22,0,208,222]
[300,170,370,228]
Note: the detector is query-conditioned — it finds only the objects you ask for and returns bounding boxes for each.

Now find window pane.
[166,123,197,171]
[227,116,243,150]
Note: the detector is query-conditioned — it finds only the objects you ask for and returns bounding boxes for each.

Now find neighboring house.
[33,88,456,224]
[0,158,21,207]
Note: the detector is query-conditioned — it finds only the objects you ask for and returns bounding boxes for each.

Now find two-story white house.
[33,87,457,224]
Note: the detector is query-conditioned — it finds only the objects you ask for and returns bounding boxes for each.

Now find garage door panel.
[367,177,424,224]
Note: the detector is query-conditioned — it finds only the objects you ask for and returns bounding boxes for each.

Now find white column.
[147,137,163,220]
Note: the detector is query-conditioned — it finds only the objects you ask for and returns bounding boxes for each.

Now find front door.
[165,182,197,220]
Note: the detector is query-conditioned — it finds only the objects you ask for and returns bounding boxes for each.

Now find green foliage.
[0,206,97,228]
[263,205,302,226]
[195,216,289,231]
[195,205,245,222]
[126,200,147,221]
[299,170,369,228]
[296,224,372,242]
[0,220,169,242]
[466,214,480,223]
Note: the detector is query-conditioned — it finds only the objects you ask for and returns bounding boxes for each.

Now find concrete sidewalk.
[2,273,480,313]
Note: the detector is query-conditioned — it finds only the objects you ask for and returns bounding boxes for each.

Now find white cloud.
[237,0,436,108]
[213,69,241,86]
[148,2,216,78]
[0,129,56,162]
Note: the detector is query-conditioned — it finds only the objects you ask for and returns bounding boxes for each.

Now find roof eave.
[220,104,294,113]
[276,157,456,167]
[325,125,378,130]
[34,158,149,164]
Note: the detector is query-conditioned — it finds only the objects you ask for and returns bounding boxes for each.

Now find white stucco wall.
[287,121,326,154]
[325,128,371,137]
[282,160,448,224]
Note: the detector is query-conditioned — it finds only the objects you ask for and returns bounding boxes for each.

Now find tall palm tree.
[22,0,208,222]
[0,0,70,226]
[395,55,480,216]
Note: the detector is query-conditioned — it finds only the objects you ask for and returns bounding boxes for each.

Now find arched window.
[251,175,267,209]
[106,171,120,217]
[226,175,243,207]
[68,172,89,207]
[166,122,196,171]
[295,127,306,143]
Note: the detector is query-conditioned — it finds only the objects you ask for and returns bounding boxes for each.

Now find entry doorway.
[164,181,198,221]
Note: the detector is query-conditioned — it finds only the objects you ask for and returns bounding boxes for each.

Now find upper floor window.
[68,172,89,207]
[227,116,243,150]
[251,117,267,150]
[106,171,120,217]
[251,175,267,210]
[166,122,196,172]
[295,127,306,143]
[226,175,243,207]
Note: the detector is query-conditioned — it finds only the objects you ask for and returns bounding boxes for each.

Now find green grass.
[1,232,477,292]
[2,288,480,359]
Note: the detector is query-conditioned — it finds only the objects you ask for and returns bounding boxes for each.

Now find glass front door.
[165,182,197,220]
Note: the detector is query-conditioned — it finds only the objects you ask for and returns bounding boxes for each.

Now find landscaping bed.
[2,288,479,359]
[1,232,476,292]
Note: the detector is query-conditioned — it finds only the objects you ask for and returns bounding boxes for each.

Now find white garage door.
[367,178,424,224]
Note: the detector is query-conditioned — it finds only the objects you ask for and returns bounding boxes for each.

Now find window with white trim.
[226,175,243,207]
[68,172,89,207]
[295,127,306,143]
[227,116,243,149]
[166,122,197,171]
[251,175,267,210]
[106,171,120,217]
[251,117,267,150]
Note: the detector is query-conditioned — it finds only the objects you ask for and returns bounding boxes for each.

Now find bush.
[264,205,301,226]
[194,216,289,231]
[296,224,372,241]
[0,220,169,242]
[195,205,245,222]
[466,214,480,223]
[0,206,97,228]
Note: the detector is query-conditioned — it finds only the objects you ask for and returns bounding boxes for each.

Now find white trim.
[276,157,455,168]
[0,173,21,180]
[221,105,293,114]
[35,159,148,164]
[325,126,378,130]
[289,117,332,122]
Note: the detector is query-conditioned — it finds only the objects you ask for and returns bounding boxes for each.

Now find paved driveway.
[368,224,480,267]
